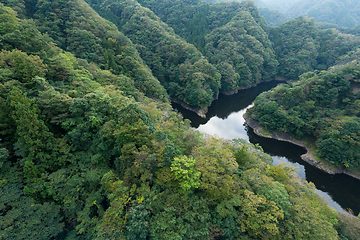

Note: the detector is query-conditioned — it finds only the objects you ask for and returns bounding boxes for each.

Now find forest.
[247,62,360,169]
[1,0,360,239]
[208,0,360,28]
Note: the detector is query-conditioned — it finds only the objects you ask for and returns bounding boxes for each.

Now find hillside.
[137,0,279,93]
[247,61,360,175]
[285,0,360,28]
[85,0,221,114]
[1,0,360,239]
[270,16,360,79]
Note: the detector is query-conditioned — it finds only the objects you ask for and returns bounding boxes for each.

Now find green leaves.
[205,9,278,91]
[0,183,64,240]
[8,87,62,171]
[239,189,284,238]
[170,156,201,194]
[0,1,356,239]
[0,49,46,83]
[0,3,18,35]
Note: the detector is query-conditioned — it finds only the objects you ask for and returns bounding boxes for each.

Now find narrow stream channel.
[173,81,360,215]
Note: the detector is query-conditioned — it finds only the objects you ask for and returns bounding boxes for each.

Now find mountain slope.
[1,0,168,100]
[285,0,360,28]
[205,10,278,91]
[86,0,221,112]
[247,61,360,170]
[271,16,360,79]
[1,2,360,239]
[136,0,278,93]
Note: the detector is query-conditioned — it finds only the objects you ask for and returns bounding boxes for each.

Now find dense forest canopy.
[207,0,360,28]
[248,61,360,169]
[1,0,360,239]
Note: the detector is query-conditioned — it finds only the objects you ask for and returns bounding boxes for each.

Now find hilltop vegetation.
[270,16,360,79]
[247,61,360,170]
[137,0,279,92]
[86,0,221,110]
[208,0,360,28]
[1,0,360,239]
[285,0,360,28]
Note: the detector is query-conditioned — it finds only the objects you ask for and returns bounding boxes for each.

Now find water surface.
[173,81,360,215]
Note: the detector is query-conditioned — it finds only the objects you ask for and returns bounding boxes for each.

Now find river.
[173,81,360,216]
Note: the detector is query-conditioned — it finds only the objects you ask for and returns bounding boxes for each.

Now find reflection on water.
[197,108,249,140]
[173,81,360,215]
[173,81,281,128]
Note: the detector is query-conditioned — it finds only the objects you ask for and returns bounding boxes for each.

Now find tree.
[0,3,18,35]
[170,155,201,194]
[238,190,283,239]
[0,183,64,240]
[193,137,239,201]
[0,49,46,83]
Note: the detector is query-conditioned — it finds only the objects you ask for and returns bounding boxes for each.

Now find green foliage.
[149,191,210,240]
[271,16,360,79]
[0,3,18,35]
[126,202,151,239]
[0,49,46,83]
[336,211,360,240]
[317,119,360,167]
[258,7,287,26]
[0,183,64,240]
[170,156,201,194]
[32,0,167,100]
[239,189,284,238]
[194,137,239,201]
[0,147,9,169]
[0,1,355,239]
[94,171,131,239]
[258,181,291,216]
[249,61,360,168]
[7,87,63,176]
[86,0,221,109]
[205,10,278,91]
[137,0,278,93]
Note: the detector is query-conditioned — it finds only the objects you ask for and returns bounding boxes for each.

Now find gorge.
[174,81,360,215]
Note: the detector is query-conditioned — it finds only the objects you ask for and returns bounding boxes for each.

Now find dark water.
[173,81,360,215]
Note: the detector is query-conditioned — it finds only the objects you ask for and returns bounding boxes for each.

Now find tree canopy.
[1,0,360,239]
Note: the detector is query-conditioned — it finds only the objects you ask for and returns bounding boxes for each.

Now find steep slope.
[85,0,223,114]
[137,0,278,93]
[271,16,360,79]
[258,7,288,26]
[1,0,168,100]
[204,9,278,92]
[137,0,267,50]
[1,2,360,240]
[247,61,360,173]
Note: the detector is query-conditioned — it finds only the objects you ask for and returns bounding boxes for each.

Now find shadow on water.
[172,81,281,128]
[246,125,360,215]
[174,80,360,215]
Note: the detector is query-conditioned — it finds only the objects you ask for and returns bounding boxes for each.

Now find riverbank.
[243,113,360,181]
[174,78,289,118]
[172,99,207,118]
[220,77,288,96]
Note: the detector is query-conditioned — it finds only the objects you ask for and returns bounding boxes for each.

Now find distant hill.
[206,0,360,28]
[285,0,360,28]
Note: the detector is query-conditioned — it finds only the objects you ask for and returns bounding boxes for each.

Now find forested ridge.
[1,0,360,239]
[247,61,360,173]
[207,0,360,28]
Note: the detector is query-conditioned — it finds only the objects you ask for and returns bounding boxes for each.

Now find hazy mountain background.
[205,0,360,27]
